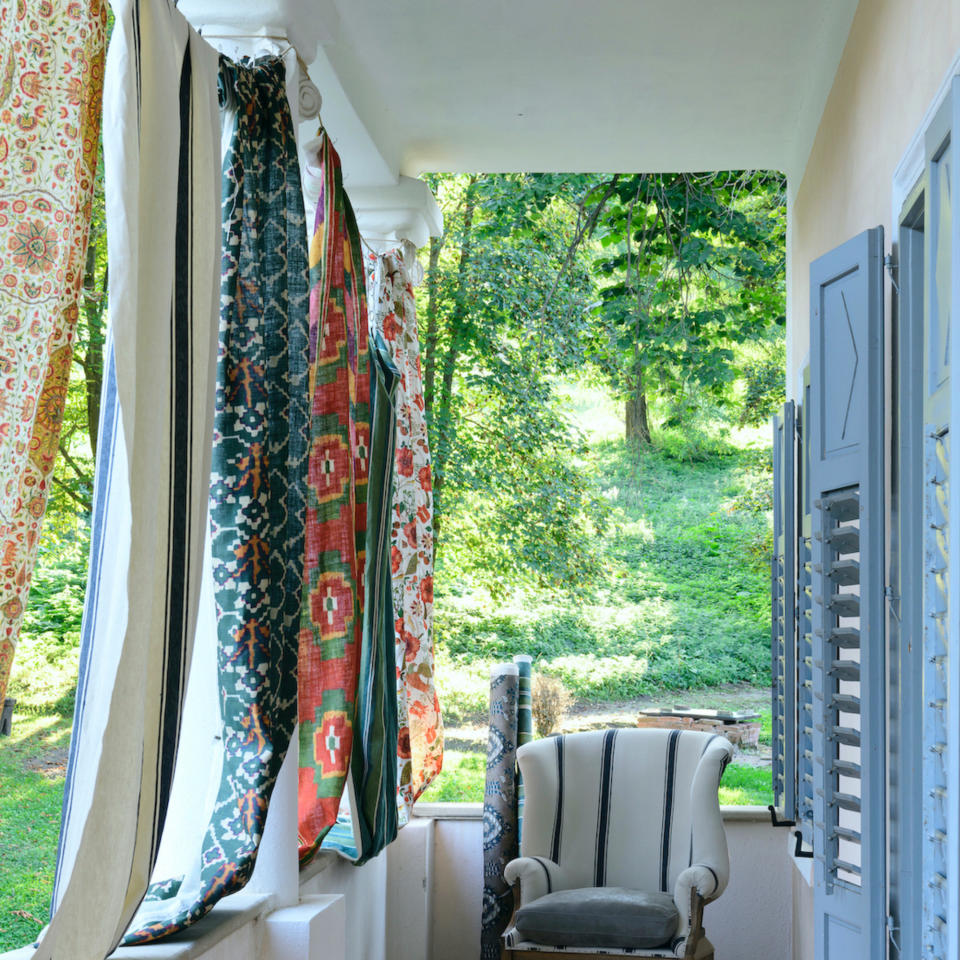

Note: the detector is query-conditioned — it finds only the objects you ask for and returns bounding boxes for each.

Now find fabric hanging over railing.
[296,133,372,864]
[0,0,107,706]
[481,662,520,960]
[123,54,309,944]
[366,246,444,822]
[37,3,221,957]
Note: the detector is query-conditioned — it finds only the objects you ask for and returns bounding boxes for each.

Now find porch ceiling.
[183,0,859,184]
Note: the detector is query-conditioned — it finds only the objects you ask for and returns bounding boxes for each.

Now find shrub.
[532,674,572,736]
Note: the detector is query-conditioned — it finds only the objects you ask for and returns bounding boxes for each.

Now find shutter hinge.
[884,585,901,623]
[884,253,900,294]
[886,915,901,954]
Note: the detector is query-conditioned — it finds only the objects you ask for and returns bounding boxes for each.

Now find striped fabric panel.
[659,729,681,892]
[39,4,220,957]
[594,729,618,886]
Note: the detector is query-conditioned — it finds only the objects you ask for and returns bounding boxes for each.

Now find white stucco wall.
[788,0,960,391]
[421,807,795,960]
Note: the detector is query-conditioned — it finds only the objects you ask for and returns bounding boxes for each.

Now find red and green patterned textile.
[367,247,444,818]
[124,55,309,942]
[297,132,372,864]
[0,0,107,704]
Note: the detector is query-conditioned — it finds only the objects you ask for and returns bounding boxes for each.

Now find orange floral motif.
[0,0,107,705]
[366,246,443,821]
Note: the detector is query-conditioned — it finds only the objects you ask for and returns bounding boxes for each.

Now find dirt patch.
[25,747,69,780]
[445,682,772,768]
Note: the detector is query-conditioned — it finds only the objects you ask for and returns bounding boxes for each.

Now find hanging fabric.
[366,246,444,822]
[296,132,372,864]
[123,54,309,944]
[0,0,107,705]
[319,329,401,863]
[37,4,221,958]
[481,663,520,960]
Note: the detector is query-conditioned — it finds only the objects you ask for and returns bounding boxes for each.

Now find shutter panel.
[796,367,816,840]
[921,96,954,959]
[772,401,797,816]
[809,227,885,960]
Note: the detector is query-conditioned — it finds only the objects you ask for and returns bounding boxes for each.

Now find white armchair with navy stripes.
[502,729,734,960]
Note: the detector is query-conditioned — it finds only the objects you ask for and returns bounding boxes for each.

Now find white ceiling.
[183,0,860,186]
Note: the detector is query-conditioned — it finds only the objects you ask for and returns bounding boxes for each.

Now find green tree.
[577,172,786,442]
[419,173,609,595]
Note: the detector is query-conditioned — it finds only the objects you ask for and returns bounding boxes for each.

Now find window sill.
[411,802,774,822]
[111,893,273,960]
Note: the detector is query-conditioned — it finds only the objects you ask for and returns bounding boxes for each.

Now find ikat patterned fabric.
[40,3,222,957]
[482,663,520,960]
[297,132,372,865]
[329,328,401,863]
[367,246,443,820]
[0,0,106,705]
[123,54,309,943]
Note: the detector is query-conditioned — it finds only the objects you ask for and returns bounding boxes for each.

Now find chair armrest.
[503,856,564,906]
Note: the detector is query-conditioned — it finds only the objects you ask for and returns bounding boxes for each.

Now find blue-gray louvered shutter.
[809,227,885,959]
[921,92,954,959]
[796,367,815,841]
[771,401,797,816]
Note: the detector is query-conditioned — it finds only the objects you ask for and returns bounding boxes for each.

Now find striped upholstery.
[504,729,733,956]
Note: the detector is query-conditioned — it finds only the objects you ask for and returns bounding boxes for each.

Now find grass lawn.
[433,383,773,721]
[420,750,773,807]
[0,535,84,952]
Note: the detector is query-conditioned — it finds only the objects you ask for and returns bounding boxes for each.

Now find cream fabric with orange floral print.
[367,244,443,818]
[0,0,107,704]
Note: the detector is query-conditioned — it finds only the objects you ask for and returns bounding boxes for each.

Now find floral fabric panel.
[297,132,372,865]
[124,55,309,943]
[0,0,107,703]
[367,246,444,818]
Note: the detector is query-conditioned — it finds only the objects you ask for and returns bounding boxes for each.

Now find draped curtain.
[0,0,106,706]
[367,247,444,822]
[296,133,372,864]
[38,2,221,956]
[124,53,310,944]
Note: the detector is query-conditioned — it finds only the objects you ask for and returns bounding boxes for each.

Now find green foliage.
[434,389,773,724]
[420,174,610,594]
[738,335,786,426]
[578,171,786,438]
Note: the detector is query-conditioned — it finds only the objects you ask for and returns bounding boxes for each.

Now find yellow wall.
[789,0,960,390]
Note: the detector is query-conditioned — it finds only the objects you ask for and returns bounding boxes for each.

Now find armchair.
[502,728,733,959]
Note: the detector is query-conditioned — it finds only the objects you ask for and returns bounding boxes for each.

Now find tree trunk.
[80,240,105,459]
[423,235,442,416]
[625,367,651,444]
[432,176,478,554]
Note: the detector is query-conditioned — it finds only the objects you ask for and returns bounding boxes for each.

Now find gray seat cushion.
[514,887,680,949]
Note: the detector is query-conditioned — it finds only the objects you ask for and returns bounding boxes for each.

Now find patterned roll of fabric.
[482,662,520,960]
[296,133,372,865]
[367,245,444,823]
[0,1,106,706]
[123,54,309,944]
[38,4,221,957]
[514,653,533,838]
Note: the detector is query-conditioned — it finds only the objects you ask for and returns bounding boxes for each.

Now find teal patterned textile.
[124,55,309,943]
[482,663,520,960]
